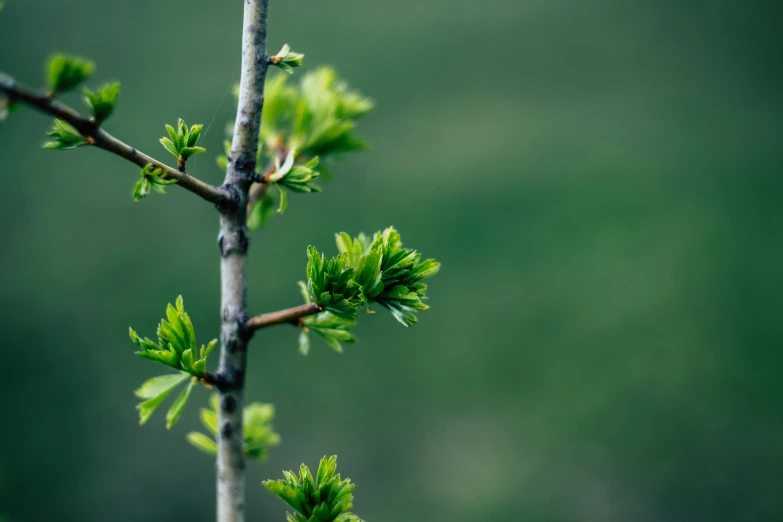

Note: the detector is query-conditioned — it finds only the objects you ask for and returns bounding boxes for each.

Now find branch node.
[216,183,241,213]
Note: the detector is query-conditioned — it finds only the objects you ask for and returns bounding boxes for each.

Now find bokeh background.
[1,1,782,521]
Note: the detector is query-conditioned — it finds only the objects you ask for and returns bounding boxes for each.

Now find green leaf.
[160,119,205,165]
[160,137,178,158]
[134,372,190,399]
[276,184,287,213]
[43,119,89,150]
[165,378,195,429]
[131,296,214,376]
[83,82,120,123]
[166,124,178,145]
[47,54,95,93]
[187,124,203,147]
[180,146,206,160]
[132,178,148,201]
[303,312,357,354]
[135,165,177,201]
[136,386,177,425]
[187,432,217,455]
[270,43,305,74]
[264,456,364,522]
[298,330,310,356]
[244,402,280,460]
[200,407,219,436]
[189,394,279,460]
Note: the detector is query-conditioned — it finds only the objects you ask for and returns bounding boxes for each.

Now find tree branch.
[215,1,270,522]
[0,73,233,208]
[247,303,322,331]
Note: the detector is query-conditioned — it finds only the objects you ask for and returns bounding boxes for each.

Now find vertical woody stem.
[216,1,270,522]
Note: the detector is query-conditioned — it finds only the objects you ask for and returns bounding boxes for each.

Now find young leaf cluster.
[306,246,361,320]
[267,149,321,213]
[263,456,365,522]
[47,54,94,94]
[308,227,439,325]
[160,119,205,167]
[133,164,177,201]
[83,82,120,124]
[187,394,280,460]
[300,312,356,355]
[270,43,304,74]
[339,227,441,327]
[220,68,373,227]
[281,68,374,157]
[134,372,194,429]
[43,119,89,150]
[297,227,439,353]
[129,296,217,378]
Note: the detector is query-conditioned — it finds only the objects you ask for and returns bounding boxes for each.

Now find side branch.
[247,303,322,331]
[0,74,232,207]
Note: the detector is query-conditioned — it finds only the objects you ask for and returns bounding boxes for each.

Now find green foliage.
[83,82,120,124]
[301,312,357,354]
[297,227,439,353]
[276,67,373,156]
[306,246,361,320]
[309,227,439,325]
[43,119,89,150]
[47,54,94,94]
[270,43,304,74]
[247,187,277,229]
[237,68,373,228]
[267,150,321,213]
[133,164,177,201]
[160,119,206,166]
[216,140,231,172]
[187,394,280,460]
[134,372,194,428]
[345,227,441,326]
[129,296,217,377]
[263,456,365,522]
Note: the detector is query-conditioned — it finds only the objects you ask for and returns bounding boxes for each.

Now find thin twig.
[247,303,322,331]
[0,73,233,208]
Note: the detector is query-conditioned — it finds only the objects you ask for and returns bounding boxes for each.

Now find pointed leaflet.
[200,407,219,435]
[298,330,310,356]
[187,432,217,455]
[134,372,190,399]
[47,54,94,93]
[165,378,195,429]
[137,385,178,425]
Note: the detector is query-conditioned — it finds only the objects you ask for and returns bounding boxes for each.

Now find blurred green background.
[1,0,782,521]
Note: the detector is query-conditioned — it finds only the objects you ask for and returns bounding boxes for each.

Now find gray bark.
[216,1,270,522]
